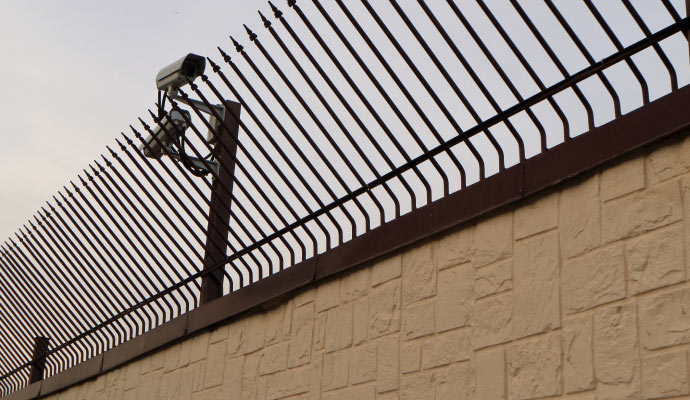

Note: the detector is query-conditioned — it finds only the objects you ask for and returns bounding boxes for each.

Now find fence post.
[28,336,50,384]
[200,100,242,304]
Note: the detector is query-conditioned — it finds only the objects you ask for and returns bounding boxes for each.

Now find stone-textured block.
[226,318,247,358]
[643,351,689,399]
[472,292,513,349]
[403,300,435,340]
[353,298,368,346]
[322,351,349,391]
[265,301,293,346]
[514,191,558,239]
[562,245,626,314]
[266,365,310,400]
[436,362,472,400]
[602,180,682,242]
[325,303,353,353]
[402,242,437,304]
[294,288,315,307]
[513,232,560,338]
[400,372,435,400]
[124,360,141,391]
[421,330,471,370]
[244,313,267,354]
[475,349,505,400]
[639,288,690,350]
[289,303,314,367]
[315,278,340,313]
[150,350,165,371]
[401,341,421,374]
[369,280,401,338]
[475,259,512,299]
[204,340,227,388]
[475,212,513,266]
[594,302,641,400]
[437,226,474,269]
[179,339,192,368]
[647,135,690,183]
[241,352,260,399]
[601,155,645,201]
[626,224,684,294]
[436,263,473,332]
[307,351,323,399]
[349,343,377,384]
[313,313,326,351]
[377,335,400,393]
[260,342,288,376]
[322,385,375,400]
[563,314,594,393]
[136,370,161,400]
[221,356,244,400]
[340,266,370,304]
[210,325,229,344]
[164,344,181,372]
[507,333,562,400]
[560,174,600,258]
[372,253,402,287]
[190,332,210,363]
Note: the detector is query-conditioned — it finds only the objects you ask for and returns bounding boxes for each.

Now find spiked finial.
[244,24,257,41]
[268,1,283,18]
[57,191,68,202]
[89,165,99,177]
[259,10,271,27]
[42,205,52,216]
[94,160,105,172]
[28,220,36,230]
[230,36,243,52]
[207,56,221,72]
[34,215,43,226]
[145,111,159,126]
[217,47,231,63]
[120,132,134,146]
[136,117,150,131]
[101,154,113,167]
[106,145,118,157]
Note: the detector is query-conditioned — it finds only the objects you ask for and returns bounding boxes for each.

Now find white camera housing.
[156,54,206,93]
[140,109,191,158]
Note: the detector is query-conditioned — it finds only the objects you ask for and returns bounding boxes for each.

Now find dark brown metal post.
[200,100,241,304]
[28,336,49,384]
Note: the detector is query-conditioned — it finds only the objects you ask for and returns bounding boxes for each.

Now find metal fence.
[1,0,689,395]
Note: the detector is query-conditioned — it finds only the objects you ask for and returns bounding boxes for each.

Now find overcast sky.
[0,1,262,240]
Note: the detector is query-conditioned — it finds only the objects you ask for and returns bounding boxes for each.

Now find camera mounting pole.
[200,100,241,304]
[28,336,50,384]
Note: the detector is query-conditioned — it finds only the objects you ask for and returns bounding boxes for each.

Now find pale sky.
[0,1,260,240]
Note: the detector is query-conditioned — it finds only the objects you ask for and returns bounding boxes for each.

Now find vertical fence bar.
[200,101,241,304]
[28,336,49,384]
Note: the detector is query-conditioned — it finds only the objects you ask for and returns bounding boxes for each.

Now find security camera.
[156,53,206,94]
[140,109,191,158]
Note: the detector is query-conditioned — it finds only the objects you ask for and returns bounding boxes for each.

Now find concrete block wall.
[42,133,690,399]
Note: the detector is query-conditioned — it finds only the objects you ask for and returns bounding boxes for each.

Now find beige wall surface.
[43,133,690,399]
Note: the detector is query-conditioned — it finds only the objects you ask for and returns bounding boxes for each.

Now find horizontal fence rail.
[1,0,689,396]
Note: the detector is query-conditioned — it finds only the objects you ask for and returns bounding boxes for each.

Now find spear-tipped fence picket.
[2,0,689,396]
